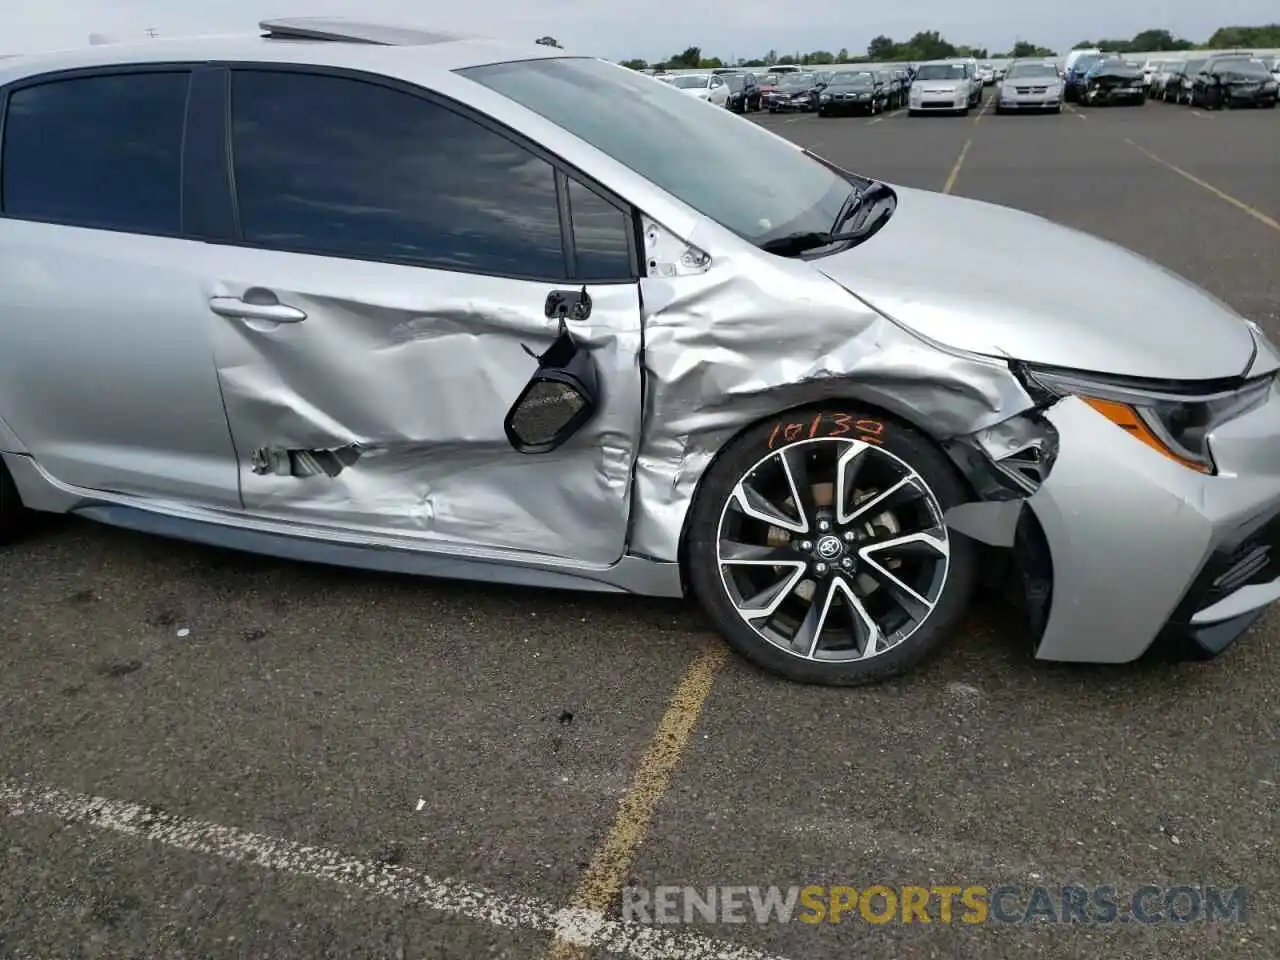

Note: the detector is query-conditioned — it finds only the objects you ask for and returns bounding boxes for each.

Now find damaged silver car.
[3,18,1280,686]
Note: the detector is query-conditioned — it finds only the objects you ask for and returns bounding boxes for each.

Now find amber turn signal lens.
[1081,397,1212,474]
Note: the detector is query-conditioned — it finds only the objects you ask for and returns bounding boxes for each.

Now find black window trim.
[216,62,642,285]
[0,61,199,239]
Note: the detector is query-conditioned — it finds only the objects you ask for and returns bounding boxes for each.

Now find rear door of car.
[0,64,241,506]
[185,64,644,566]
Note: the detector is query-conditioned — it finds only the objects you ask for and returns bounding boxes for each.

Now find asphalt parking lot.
[2,92,1278,960]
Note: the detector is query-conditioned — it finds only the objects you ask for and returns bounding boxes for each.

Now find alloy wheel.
[715,437,950,663]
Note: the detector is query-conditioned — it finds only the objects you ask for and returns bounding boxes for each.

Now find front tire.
[685,407,978,686]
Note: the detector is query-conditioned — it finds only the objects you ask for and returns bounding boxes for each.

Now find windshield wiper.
[759,181,895,256]
[758,229,867,256]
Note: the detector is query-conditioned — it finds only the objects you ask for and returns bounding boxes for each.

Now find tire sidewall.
[685,406,979,686]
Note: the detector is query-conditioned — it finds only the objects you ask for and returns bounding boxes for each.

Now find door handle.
[209,296,307,323]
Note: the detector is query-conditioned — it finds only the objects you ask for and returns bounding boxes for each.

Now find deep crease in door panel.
[205,252,641,567]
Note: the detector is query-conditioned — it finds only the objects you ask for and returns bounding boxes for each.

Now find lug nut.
[841,557,853,568]
[800,541,813,551]
[815,562,828,574]
[843,531,855,542]
[818,520,831,532]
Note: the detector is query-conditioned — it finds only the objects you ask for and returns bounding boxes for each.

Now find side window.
[566,178,632,282]
[1,71,189,234]
[229,70,566,279]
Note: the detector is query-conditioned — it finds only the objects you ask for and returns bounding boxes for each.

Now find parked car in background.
[978,63,996,85]
[1149,60,1181,98]
[1163,58,1206,103]
[1062,47,1101,81]
[881,68,909,108]
[765,71,823,112]
[6,19,1280,689]
[670,72,730,107]
[1064,53,1103,101]
[818,70,886,116]
[1191,56,1279,109]
[1080,58,1146,106]
[908,60,976,115]
[995,59,1065,113]
[1141,58,1166,89]
[722,71,762,113]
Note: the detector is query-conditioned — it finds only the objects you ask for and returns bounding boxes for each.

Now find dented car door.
[194,67,643,565]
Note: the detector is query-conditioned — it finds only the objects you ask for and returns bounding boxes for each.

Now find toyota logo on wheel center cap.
[815,535,844,560]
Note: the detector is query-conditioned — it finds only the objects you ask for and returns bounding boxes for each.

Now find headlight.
[1018,365,1275,475]
[1265,81,1278,91]
[819,93,831,101]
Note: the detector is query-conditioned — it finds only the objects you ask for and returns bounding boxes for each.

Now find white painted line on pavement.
[0,778,793,960]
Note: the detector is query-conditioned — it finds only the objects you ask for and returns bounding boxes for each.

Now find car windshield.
[461,57,857,249]
[671,75,709,89]
[915,64,967,80]
[830,74,873,87]
[1073,56,1101,71]
[1006,62,1059,78]
[779,74,816,87]
[1213,58,1271,76]
[724,74,746,90]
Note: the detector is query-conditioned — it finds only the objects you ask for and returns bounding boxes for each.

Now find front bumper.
[1220,85,1279,106]
[821,96,874,113]
[766,97,811,112]
[1084,84,1146,103]
[997,94,1062,110]
[1028,387,1280,663]
[909,96,968,112]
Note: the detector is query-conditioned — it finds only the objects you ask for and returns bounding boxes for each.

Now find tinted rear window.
[2,71,189,234]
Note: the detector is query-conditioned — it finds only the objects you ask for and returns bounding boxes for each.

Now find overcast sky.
[2,1,1275,61]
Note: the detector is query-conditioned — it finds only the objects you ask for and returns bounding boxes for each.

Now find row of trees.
[611,24,1279,72]
[1072,25,1280,52]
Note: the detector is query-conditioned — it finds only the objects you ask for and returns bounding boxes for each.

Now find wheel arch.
[672,392,977,598]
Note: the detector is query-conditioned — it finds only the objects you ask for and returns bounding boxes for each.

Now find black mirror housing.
[504,322,601,455]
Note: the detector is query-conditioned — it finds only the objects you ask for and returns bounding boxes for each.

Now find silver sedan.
[2,18,1279,686]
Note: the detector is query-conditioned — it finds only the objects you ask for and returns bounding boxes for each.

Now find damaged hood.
[811,185,1257,381]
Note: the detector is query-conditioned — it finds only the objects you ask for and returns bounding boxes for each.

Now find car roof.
[0,17,567,85]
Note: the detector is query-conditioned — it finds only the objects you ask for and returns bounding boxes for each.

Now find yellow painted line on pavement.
[544,643,729,960]
[1125,138,1280,233]
[943,138,972,195]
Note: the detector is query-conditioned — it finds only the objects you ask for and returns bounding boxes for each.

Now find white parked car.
[978,63,995,85]
[670,73,730,107]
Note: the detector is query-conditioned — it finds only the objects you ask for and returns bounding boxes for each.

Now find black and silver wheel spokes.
[716,438,950,663]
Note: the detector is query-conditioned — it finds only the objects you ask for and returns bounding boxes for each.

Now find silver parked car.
[3,19,1280,687]
[995,59,1065,113]
[908,60,978,115]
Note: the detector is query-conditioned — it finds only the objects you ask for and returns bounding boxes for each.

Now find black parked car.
[1191,56,1279,109]
[817,71,886,116]
[722,72,762,112]
[1080,58,1146,105]
[1162,58,1205,104]
[872,69,903,109]
[765,72,824,112]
